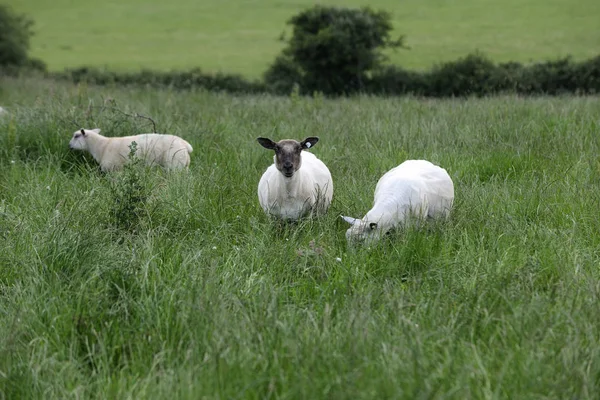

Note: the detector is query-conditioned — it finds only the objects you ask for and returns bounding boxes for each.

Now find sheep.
[257,136,333,221]
[342,159,454,244]
[0,106,7,116]
[69,128,193,171]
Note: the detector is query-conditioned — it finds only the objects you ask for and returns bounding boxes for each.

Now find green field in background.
[6,0,600,76]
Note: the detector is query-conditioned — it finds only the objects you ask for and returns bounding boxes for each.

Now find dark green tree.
[265,5,405,95]
[0,5,35,67]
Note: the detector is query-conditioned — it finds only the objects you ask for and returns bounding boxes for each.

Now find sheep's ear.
[257,137,276,150]
[80,129,86,136]
[92,128,101,134]
[341,215,358,225]
[301,137,319,149]
[369,222,378,230]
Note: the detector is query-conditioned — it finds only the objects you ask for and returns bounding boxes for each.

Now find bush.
[266,5,405,95]
[516,58,570,94]
[263,55,303,95]
[52,54,600,97]
[494,61,523,92]
[109,142,150,232]
[0,5,31,66]
[574,55,600,94]
[366,55,525,97]
[0,5,45,71]
[426,53,503,97]
[366,54,600,98]
[367,65,427,96]
[51,67,265,94]
[514,57,600,95]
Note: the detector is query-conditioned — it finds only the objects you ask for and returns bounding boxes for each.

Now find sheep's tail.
[185,141,193,153]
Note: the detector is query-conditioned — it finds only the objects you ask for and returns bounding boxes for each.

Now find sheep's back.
[374,160,453,215]
[133,134,191,167]
[377,160,451,191]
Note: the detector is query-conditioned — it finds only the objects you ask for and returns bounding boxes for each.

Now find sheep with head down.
[342,159,454,245]
[69,128,193,171]
[257,136,333,221]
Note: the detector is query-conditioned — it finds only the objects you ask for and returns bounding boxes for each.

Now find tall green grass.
[0,77,599,398]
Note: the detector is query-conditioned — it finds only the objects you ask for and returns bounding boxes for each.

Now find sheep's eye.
[74,134,80,138]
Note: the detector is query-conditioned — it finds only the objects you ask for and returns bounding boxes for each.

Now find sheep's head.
[69,128,100,151]
[341,216,382,245]
[257,137,319,178]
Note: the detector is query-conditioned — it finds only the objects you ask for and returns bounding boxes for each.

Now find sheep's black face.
[274,140,303,177]
[257,137,320,179]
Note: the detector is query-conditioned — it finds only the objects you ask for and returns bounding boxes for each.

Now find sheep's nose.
[283,162,293,170]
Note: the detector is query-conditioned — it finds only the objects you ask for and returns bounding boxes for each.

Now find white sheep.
[342,159,454,244]
[257,136,334,220]
[69,128,193,171]
[0,106,7,116]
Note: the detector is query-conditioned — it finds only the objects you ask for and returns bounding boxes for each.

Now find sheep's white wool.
[258,151,333,220]
[69,128,193,171]
[342,159,454,244]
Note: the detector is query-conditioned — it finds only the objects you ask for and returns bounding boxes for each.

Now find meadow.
[6,0,600,76]
[0,76,599,398]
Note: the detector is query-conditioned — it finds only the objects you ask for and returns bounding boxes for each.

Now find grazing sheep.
[342,159,454,244]
[257,136,333,220]
[69,128,193,171]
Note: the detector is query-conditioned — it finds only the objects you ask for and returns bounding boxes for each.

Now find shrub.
[367,65,428,96]
[574,55,600,94]
[52,54,600,97]
[366,54,600,97]
[266,5,405,95]
[51,67,265,94]
[264,55,303,95]
[109,142,150,232]
[0,5,31,66]
[494,61,524,92]
[0,5,45,72]
[426,53,502,97]
[516,58,572,94]
[515,57,600,95]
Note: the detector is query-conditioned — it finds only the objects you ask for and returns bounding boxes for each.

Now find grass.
[1,77,600,398]
[6,0,600,76]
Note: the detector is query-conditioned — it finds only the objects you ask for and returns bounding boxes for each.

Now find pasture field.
[6,0,600,76]
[1,77,600,398]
